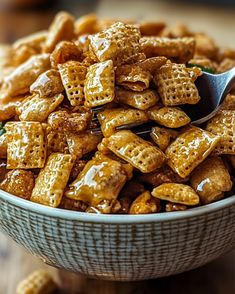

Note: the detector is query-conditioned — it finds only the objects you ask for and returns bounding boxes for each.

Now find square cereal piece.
[206,110,235,155]
[89,22,141,66]
[154,62,200,106]
[116,88,159,110]
[5,122,46,169]
[152,183,199,206]
[104,130,165,173]
[17,94,64,122]
[30,69,64,97]
[190,157,232,204]
[84,60,115,107]
[165,126,220,178]
[147,106,190,128]
[97,107,148,137]
[0,169,35,200]
[65,152,130,207]
[59,61,87,106]
[43,11,75,53]
[140,37,195,63]
[31,153,74,207]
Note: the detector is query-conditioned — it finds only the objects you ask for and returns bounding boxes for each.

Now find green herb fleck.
[187,63,215,74]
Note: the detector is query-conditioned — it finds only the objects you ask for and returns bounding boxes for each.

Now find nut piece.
[152,183,200,206]
[0,169,35,200]
[190,157,232,204]
[129,191,160,214]
[165,202,187,212]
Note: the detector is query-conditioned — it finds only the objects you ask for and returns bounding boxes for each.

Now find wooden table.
[0,0,235,293]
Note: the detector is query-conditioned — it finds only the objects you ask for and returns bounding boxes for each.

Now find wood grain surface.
[0,0,235,293]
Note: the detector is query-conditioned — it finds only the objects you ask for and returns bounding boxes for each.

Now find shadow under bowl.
[0,189,235,281]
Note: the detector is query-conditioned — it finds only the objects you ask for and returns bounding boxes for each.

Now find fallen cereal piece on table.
[16,269,57,294]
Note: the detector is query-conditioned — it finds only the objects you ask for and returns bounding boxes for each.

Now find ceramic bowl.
[0,189,235,281]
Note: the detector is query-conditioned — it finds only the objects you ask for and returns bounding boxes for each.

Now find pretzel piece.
[148,106,190,128]
[140,37,195,62]
[206,110,235,155]
[152,183,200,206]
[89,22,141,66]
[190,157,232,204]
[30,69,64,97]
[43,11,75,53]
[116,88,159,110]
[17,94,64,122]
[59,61,87,106]
[84,60,115,107]
[65,152,130,207]
[98,107,148,137]
[5,122,46,169]
[166,126,220,178]
[104,130,165,173]
[16,270,57,294]
[31,153,74,207]
[1,53,50,98]
[154,62,201,106]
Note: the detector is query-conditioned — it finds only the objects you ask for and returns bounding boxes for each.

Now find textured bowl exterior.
[0,190,235,281]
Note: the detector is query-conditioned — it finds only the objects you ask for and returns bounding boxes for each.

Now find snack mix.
[0,12,234,214]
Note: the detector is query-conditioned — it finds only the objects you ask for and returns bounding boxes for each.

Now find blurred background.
[0,0,234,46]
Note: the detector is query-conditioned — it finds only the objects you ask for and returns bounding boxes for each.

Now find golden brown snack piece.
[16,269,57,294]
[17,94,64,122]
[0,96,25,121]
[150,126,178,151]
[139,21,166,36]
[138,165,187,187]
[220,94,235,111]
[0,159,7,182]
[66,132,101,159]
[30,69,64,97]
[84,60,115,107]
[161,23,191,38]
[166,126,220,178]
[190,157,232,204]
[43,11,75,53]
[137,56,167,74]
[0,45,14,84]
[97,107,148,137]
[115,88,159,110]
[152,183,200,206]
[206,110,235,155]
[48,109,92,133]
[115,64,152,92]
[89,22,141,66]
[194,33,218,60]
[46,128,68,154]
[75,13,98,36]
[13,45,38,66]
[140,37,195,63]
[165,202,187,212]
[50,41,82,68]
[154,62,201,106]
[0,133,7,158]
[13,30,47,53]
[0,169,35,200]
[59,196,88,211]
[5,122,47,169]
[129,191,160,214]
[188,56,217,72]
[147,106,190,128]
[217,58,235,73]
[31,153,74,207]
[104,130,165,173]
[58,60,87,106]
[1,54,50,99]
[65,152,131,207]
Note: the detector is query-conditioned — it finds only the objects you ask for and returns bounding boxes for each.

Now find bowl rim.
[1,189,235,224]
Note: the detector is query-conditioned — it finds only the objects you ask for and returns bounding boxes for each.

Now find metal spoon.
[182,67,235,125]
